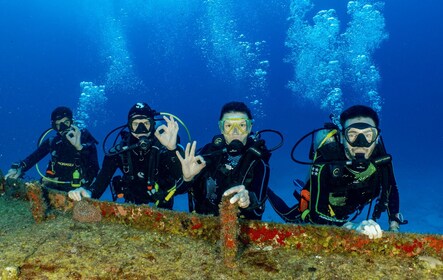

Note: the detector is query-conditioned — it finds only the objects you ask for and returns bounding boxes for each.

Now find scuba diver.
[176,101,282,220]
[68,102,184,209]
[267,105,407,239]
[5,106,99,192]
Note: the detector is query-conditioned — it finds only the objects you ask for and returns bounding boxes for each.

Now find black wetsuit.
[87,133,183,209]
[179,135,270,220]
[268,142,400,226]
[268,186,303,223]
[19,129,99,192]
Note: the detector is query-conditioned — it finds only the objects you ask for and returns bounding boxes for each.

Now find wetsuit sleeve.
[79,129,100,187]
[20,139,52,172]
[306,164,348,226]
[241,158,270,219]
[87,155,119,199]
[267,187,300,223]
[385,162,400,217]
[158,146,184,182]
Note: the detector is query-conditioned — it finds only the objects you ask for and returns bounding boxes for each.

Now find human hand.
[389,213,407,232]
[176,141,206,182]
[223,185,250,208]
[5,167,22,180]
[155,116,179,151]
[68,187,92,201]
[343,219,383,239]
[65,125,83,150]
[389,221,400,232]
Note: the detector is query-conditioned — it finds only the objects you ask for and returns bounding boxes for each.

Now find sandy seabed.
[0,196,442,280]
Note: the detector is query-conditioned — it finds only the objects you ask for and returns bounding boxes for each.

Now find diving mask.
[129,116,153,134]
[219,117,253,135]
[55,118,72,134]
[343,123,379,148]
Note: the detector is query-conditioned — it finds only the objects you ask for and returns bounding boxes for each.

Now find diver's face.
[55,117,72,133]
[342,117,378,160]
[129,115,152,139]
[219,112,252,145]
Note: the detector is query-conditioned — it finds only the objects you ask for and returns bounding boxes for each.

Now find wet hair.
[340,105,379,128]
[219,101,253,120]
[51,106,73,122]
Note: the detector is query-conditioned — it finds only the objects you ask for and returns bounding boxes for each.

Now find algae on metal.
[0,179,442,279]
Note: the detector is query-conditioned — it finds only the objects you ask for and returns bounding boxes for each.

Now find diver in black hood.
[5,106,99,192]
[268,105,407,239]
[175,101,273,220]
[68,102,184,209]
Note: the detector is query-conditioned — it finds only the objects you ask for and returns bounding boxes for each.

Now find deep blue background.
[0,0,441,234]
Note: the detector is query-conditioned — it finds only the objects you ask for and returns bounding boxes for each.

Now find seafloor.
[0,196,442,280]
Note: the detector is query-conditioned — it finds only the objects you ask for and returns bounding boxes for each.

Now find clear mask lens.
[344,125,379,147]
[130,117,152,134]
[219,118,252,135]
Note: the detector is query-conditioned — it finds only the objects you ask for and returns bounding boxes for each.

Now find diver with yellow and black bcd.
[5,106,99,192]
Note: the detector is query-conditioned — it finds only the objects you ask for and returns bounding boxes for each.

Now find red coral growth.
[73,200,102,223]
[343,236,371,252]
[155,212,164,222]
[395,238,424,257]
[243,225,293,245]
[219,195,240,268]
[191,223,203,230]
[423,236,443,256]
[190,216,202,227]
[98,202,118,217]
[26,183,47,223]
[33,185,443,260]
[144,208,154,216]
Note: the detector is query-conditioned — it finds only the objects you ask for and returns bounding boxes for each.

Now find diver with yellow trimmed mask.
[176,101,282,220]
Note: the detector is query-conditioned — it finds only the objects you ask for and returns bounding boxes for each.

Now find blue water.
[0,0,441,234]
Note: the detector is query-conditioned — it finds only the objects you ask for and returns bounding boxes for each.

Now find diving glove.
[68,187,92,201]
[343,219,383,239]
[223,185,250,208]
[389,213,408,232]
[5,162,24,180]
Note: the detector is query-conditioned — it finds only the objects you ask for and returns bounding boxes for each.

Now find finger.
[365,225,377,239]
[81,189,91,198]
[374,224,383,238]
[190,141,197,157]
[367,220,383,238]
[184,142,191,156]
[164,116,178,131]
[223,185,244,196]
[68,191,79,201]
[239,198,250,208]
[176,150,185,163]
[163,115,173,124]
[229,193,240,204]
[156,124,167,134]
[195,155,206,165]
